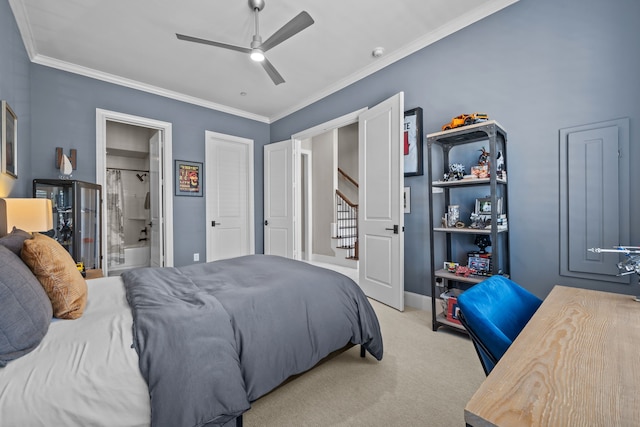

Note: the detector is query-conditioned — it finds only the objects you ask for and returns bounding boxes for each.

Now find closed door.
[264,139,294,258]
[206,131,254,261]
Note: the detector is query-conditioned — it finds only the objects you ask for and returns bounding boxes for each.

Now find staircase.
[335,190,358,260]
[333,168,358,261]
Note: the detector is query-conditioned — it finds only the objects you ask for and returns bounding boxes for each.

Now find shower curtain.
[107,169,125,267]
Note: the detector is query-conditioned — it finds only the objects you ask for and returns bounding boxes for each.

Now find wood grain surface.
[465,285,640,427]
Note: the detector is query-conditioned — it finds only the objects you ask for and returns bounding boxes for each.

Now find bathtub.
[108,242,151,276]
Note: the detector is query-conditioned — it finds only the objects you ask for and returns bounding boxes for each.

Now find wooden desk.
[465,285,640,427]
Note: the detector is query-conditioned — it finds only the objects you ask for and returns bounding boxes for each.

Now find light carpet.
[243,299,486,426]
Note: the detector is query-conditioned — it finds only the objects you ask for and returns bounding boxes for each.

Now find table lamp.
[0,198,53,237]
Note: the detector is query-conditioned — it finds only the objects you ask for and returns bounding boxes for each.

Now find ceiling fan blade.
[260,58,285,85]
[261,11,314,52]
[176,33,251,54]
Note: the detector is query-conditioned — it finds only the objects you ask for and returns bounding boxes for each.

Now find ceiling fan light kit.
[176,0,314,85]
[250,49,265,62]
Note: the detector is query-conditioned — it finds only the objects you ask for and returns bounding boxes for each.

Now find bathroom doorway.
[96,109,174,276]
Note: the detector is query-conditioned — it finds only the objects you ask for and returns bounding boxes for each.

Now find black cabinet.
[426,121,509,332]
[33,179,102,270]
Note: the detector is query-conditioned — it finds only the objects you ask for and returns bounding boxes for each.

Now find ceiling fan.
[176,0,314,85]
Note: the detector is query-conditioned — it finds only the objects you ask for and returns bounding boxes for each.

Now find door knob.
[385,225,399,234]
[211,221,221,227]
[264,220,269,226]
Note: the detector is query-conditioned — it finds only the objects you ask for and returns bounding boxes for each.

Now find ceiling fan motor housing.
[249,0,265,11]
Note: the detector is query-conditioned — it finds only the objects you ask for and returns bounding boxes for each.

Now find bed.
[0,249,383,427]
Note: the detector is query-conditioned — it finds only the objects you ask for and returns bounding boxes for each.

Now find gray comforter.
[122,255,383,427]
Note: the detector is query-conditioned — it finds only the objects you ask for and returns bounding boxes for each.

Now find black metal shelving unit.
[427,120,509,332]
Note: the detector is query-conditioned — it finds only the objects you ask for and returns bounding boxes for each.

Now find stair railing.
[335,189,358,260]
[338,167,359,189]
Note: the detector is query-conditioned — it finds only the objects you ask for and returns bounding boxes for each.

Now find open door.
[149,131,163,267]
[358,93,405,311]
[264,140,295,258]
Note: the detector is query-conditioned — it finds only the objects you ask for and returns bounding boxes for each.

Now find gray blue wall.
[0,0,31,197]
[28,65,269,266]
[271,0,640,298]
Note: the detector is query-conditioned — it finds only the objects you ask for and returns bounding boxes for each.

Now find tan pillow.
[21,233,87,319]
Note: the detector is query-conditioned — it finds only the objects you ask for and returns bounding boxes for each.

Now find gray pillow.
[0,227,33,257]
[0,245,53,367]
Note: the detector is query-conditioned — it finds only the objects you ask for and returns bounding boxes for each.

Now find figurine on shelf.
[474,235,492,254]
[444,163,465,181]
[496,150,506,179]
[455,265,477,277]
[59,218,73,245]
[478,147,490,166]
[469,212,487,229]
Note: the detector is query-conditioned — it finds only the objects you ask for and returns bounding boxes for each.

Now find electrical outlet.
[193,253,199,262]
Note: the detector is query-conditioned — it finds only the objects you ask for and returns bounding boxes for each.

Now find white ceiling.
[9,0,518,123]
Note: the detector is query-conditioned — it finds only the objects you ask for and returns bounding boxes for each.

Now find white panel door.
[149,131,163,267]
[206,131,255,262]
[264,140,294,258]
[358,93,404,311]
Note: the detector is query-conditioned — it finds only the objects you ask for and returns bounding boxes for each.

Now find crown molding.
[32,55,270,123]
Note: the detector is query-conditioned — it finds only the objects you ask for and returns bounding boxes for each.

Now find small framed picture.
[175,160,203,197]
[475,197,502,215]
[1,100,18,178]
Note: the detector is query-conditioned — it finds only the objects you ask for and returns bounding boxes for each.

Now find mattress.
[0,276,150,426]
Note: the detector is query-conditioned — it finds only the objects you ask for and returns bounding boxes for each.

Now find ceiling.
[9,0,517,123]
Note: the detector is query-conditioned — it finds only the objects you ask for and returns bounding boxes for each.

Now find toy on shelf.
[441,113,489,131]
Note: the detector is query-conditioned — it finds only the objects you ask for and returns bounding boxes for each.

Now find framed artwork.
[175,160,203,196]
[1,100,18,178]
[475,197,502,215]
[403,107,423,177]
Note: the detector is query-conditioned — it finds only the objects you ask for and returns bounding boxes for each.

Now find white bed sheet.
[0,276,150,426]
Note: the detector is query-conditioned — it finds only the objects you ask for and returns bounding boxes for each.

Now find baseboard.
[404,291,432,311]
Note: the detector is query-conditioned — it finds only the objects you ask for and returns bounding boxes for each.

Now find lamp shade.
[0,198,53,237]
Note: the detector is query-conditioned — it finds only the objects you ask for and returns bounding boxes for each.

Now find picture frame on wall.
[175,160,203,197]
[403,107,423,177]
[1,100,18,178]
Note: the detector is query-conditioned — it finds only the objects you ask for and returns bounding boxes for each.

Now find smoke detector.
[372,47,385,58]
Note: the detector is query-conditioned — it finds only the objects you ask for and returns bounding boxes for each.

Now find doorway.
[96,109,174,275]
[291,109,365,267]
[265,93,405,310]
